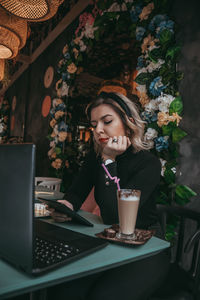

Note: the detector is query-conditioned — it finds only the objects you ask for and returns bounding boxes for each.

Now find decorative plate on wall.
[44,66,54,88]
[10,115,15,131]
[12,96,17,111]
[42,95,51,117]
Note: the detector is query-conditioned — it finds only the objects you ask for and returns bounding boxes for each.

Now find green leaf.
[166,46,181,60]
[175,185,197,200]
[162,123,174,136]
[172,127,187,143]
[159,29,173,45]
[134,72,150,85]
[77,53,83,62]
[174,194,190,205]
[148,48,163,62]
[176,71,184,81]
[156,191,168,204]
[47,134,52,141]
[164,168,175,185]
[55,147,62,155]
[169,96,183,114]
[94,29,100,41]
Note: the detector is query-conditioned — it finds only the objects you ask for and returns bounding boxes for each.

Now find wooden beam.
[16,54,31,64]
[30,0,91,64]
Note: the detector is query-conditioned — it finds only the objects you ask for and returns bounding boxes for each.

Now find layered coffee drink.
[116,189,141,240]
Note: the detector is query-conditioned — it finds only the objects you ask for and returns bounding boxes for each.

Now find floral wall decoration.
[0,96,10,144]
[48,0,196,238]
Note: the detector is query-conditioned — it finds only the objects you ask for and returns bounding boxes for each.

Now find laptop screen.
[0,143,35,273]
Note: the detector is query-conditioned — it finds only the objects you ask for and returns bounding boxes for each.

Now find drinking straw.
[101,163,121,191]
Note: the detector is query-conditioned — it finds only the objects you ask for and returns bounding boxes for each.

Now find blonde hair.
[86,92,150,153]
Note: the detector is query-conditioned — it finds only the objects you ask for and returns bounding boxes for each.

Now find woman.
[48,92,169,300]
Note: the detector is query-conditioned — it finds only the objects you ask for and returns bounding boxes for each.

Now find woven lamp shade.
[0,0,48,20]
[0,26,20,59]
[0,7,27,50]
[33,0,64,22]
[0,0,64,22]
[0,59,5,81]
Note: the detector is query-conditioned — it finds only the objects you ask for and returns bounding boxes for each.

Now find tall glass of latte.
[116,189,141,240]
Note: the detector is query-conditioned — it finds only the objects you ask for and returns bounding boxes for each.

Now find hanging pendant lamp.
[0,0,64,22]
[0,7,27,59]
[0,0,49,20]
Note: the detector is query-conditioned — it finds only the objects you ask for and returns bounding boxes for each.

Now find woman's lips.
[99,138,109,143]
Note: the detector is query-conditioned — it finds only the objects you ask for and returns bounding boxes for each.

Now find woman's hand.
[102,135,131,161]
[47,200,73,223]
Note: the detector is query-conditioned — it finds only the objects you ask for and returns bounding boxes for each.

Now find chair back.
[35,177,62,191]
[156,204,200,300]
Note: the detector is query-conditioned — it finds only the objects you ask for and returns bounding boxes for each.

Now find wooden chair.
[152,204,200,300]
[35,177,62,191]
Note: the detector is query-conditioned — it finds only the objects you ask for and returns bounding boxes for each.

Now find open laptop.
[0,143,107,275]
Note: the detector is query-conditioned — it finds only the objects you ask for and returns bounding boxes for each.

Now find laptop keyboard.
[34,236,80,268]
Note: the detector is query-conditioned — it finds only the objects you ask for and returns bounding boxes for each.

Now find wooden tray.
[96,224,155,246]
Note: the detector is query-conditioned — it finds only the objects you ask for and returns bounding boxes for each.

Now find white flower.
[136,84,147,94]
[53,125,59,136]
[0,123,4,133]
[60,81,69,97]
[52,98,62,108]
[144,99,158,113]
[50,140,56,148]
[148,44,160,52]
[83,22,98,39]
[157,93,175,113]
[106,3,127,12]
[144,128,158,140]
[77,35,87,52]
[146,59,164,73]
[137,67,147,75]
[171,167,176,174]
[160,158,167,176]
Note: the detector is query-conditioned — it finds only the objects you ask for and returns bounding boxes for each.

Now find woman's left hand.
[102,135,131,161]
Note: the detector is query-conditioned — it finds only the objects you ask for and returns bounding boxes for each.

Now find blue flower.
[141,111,157,123]
[148,14,168,32]
[156,20,174,37]
[61,72,68,80]
[154,136,169,152]
[50,108,56,118]
[63,52,71,59]
[57,103,66,111]
[151,113,158,122]
[58,121,68,132]
[130,5,142,23]
[136,27,146,41]
[149,76,166,97]
[137,55,145,69]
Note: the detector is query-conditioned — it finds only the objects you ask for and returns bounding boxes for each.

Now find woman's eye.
[90,124,97,129]
[104,120,112,125]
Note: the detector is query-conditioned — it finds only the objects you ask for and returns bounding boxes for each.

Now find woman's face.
[90,104,126,147]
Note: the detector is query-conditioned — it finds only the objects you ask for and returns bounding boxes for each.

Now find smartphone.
[38,198,93,227]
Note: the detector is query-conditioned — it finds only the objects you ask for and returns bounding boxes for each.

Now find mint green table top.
[0,211,170,299]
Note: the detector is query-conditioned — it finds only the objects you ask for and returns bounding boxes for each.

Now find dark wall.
[172,0,200,207]
[6,21,77,176]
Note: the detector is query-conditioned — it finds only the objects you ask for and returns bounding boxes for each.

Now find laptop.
[0,143,107,275]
